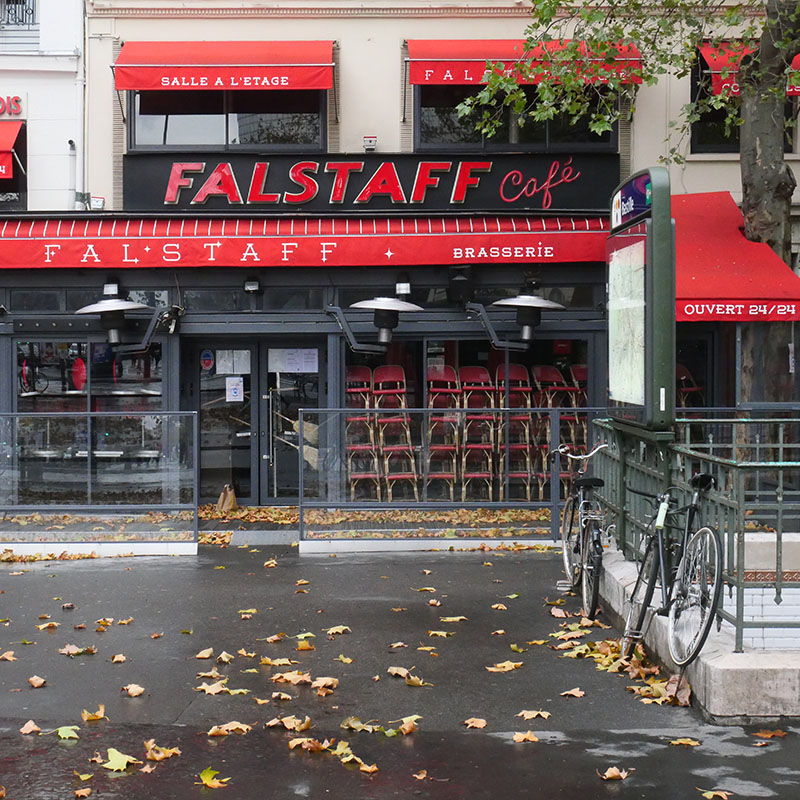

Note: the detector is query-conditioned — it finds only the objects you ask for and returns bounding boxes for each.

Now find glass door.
[197,345,257,505]
[261,345,321,502]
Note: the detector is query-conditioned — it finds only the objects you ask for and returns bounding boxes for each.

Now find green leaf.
[55,725,80,740]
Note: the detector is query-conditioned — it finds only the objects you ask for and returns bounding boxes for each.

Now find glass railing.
[0,412,197,544]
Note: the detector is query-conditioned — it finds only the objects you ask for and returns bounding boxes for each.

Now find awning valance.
[113,41,334,91]
[698,42,800,95]
[674,192,800,321]
[407,39,642,85]
[0,120,22,179]
[0,215,608,270]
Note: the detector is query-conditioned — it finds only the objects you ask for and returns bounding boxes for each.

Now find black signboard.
[123,152,620,214]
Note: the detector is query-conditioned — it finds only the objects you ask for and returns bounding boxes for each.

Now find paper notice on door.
[216,349,234,374]
[226,376,244,403]
[269,348,318,373]
[233,350,251,374]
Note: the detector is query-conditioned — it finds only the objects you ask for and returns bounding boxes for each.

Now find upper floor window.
[131,89,325,150]
[1,0,36,27]
[416,84,616,152]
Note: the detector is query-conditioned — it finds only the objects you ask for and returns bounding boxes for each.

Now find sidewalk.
[1,544,798,798]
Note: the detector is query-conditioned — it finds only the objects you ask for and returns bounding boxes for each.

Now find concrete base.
[601,545,800,722]
[1,541,198,557]
[297,537,542,554]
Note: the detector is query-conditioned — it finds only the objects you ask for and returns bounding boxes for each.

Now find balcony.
[0,0,38,52]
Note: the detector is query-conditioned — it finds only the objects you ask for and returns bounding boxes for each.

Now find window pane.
[229,91,322,146]
[135,91,225,146]
[184,289,249,312]
[419,85,482,145]
[262,287,324,310]
[90,343,163,411]
[10,290,61,312]
[17,341,87,412]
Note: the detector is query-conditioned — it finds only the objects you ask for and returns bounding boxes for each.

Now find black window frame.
[690,51,794,155]
[413,84,618,154]
[127,88,328,153]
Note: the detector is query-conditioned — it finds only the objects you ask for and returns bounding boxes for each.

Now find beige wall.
[85,0,800,242]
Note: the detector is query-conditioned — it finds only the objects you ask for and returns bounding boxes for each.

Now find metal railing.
[0,411,198,544]
[296,406,605,541]
[1,0,36,27]
[593,413,800,651]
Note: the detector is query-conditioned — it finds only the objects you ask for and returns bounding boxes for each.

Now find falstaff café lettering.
[123,153,619,214]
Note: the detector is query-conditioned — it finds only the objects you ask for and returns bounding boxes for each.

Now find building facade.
[2,1,800,517]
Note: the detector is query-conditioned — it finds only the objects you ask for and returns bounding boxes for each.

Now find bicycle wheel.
[580,522,602,619]
[560,496,581,588]
[622,532,659,659]
[668,526,723,667]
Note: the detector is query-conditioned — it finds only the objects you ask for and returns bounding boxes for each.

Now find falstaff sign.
[123,152,619,214]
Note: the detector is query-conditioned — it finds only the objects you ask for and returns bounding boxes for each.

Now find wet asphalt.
[1,544,798,799]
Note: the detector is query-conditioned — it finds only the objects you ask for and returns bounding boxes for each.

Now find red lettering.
[284,161,320,204]
[410,161,451,204]
[164,162,205,205]
[10,96,21,115]
[191,163,243,205]
[354,162,407,204]
[325,162,364,204]
[499,158,581,209]
[247,162,280,204]
[450,161,491,203]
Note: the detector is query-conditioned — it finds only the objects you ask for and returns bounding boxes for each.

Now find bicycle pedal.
[555,580,572,592]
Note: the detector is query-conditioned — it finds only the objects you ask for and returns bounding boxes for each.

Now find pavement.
[1,544,799,799]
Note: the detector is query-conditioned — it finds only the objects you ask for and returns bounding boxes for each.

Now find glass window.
[184,290,249,312]
[262,287,324,310]
[10,290,61,312]
[132,89,324,150]
[17,341,87,413]
[417,85,613,151]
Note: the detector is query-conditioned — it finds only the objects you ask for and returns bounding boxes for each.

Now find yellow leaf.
[28,675,46,688]
[73,772,93,781]
[337,654,353,664]
[81,705,107,722]
[387,666,410,678]
[261,657,297,667]
[295,579,310,586]
[752,729,787,739]
[238,608,258,615]
[513,731,539,742]
[20,719,41,734]
[206,721,252,736]
[439,616,468,623]
[389,642,408,649]
[485,660,522,673]
[74,788,92,798]
[36,622,60,631]
[491,604,507,611]
[102,748,142,772]
[670,738,701,747]
[463,717,487,729]
[491,630,506,636]
[271,670,311,685]
[272,692,293,701]
[359,763,379,774]
[111,654,126,664]
[264,559,278,568]
[517,709,551,720]
[427,630,454,638]
[296,640,315,651]
[0,651,17,661]
[216,651,234,664]
[117,617,134,625]
[427,599,442,607]
[405,673,433,687]
[598,766,633,781]
[325,625,351,635]
[121,683,145,697]
[415,587,437,592]
[412,770,428,780]
[698,790,734,799]
[195,648,214,659]
[311,676,339,691]
[195,767,230,788]
[143,739,182,760]
[510,644,527,653]
[560,687,585,698]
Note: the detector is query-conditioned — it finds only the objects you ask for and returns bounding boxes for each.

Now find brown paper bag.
[216,483,238,513]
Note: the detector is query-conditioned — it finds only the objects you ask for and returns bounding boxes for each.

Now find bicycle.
[622,473,722,668]
[557,441,609,619]
[18,358,49,395]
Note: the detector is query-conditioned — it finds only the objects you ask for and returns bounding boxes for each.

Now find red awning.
[407,39,642,85]
[0,215,608,270]
[113,41,334,91]
[674,192,800,321]
[698,42,800,95]
[0,120,22,179]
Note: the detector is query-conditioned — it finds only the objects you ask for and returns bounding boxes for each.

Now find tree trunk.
[738,0,798,404]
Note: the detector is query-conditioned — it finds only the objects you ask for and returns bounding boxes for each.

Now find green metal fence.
[593,415,800,651]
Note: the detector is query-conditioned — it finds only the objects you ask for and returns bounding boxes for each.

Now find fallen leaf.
[261,657,297,667]
[296,640,315,651]
[387,666,410,678]
[144,739,182,760]
[81,705,107,722]
[36,621,60,630]
[517,709,551,720]
[491,630,506,636]
[264,633,285,643]
[439,616,467,623]
[19,719,40,734]
[337,654,353,664]
[196,767,230,788]
[111,654,126,664]
[526,639,546,646]
[74,789,92,798]
[405,673,433,687]
[238,608,258,615]
[359,763,379,774]
[216,651,234,664]
[296,579,310,586]
[150,632,163,639]
[427,599,442,607]
[513,731,539,742]
[427,630,454,638]
[671,738,701,747]
[697,790,734,799]
[391,607,407,612]
[117,617,134,625]
[388,641,408,649]
[415,587,436,592]
[560,687,585,698]
[412,770,428,780]
[73,772,92,782]
[752,729,787,739]
[206,721,252,736]
[463,717,487,729]
[510,644,527,653]
[485,660,522,673]
[325,625,351,635]
[139,764,156,774]
[195,648,214,659]
[0,651,16,661]
[491,604,507,611]
[272,692,293,701]
[54,725,80,740]
[598,766,633,781]
[28,675,46,688]
[271,670,311,685]
[121,683,145,697]
[550,607,569,618]
[264,559,278,568]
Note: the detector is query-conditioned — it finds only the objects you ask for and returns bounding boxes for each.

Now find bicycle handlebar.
[552,442,608,463]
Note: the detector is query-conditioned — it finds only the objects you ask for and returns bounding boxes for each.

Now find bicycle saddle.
[690,473,716,491]
[575,476,604,489]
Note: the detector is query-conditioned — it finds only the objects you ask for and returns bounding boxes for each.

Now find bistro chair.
[459,366,497,450]
[495,363,533,446]
[676,363,705,407]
